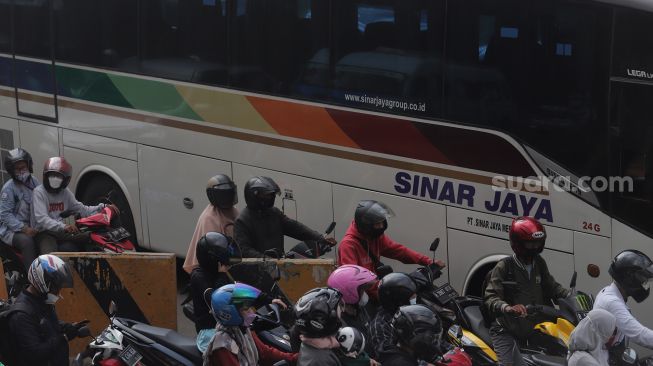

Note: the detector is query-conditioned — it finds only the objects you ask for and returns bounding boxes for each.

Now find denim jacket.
[0,176,39,244]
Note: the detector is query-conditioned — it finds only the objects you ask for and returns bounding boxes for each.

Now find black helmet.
[5,148,33,181]
[379,273,417,312]
[206,174,237,209]
[42,157,72,193]
[609,250,653,303]
[354,200,395,238]
[294,287,343,338]
[196,232,242,270]
[392,304,443,361]
[244,176,280,210]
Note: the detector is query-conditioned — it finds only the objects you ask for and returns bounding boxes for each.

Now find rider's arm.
[610,297,653,348]
[9,310,69,363]
[0,184,25,231]
[378,236,432,266]
[233,216,265,258]
[31,187,65,232]
[484,261,510,314]
[64,189,104,218]
[253,331,298,365]
[278,208,322,242]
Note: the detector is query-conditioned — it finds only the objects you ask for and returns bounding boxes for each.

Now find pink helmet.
[327,265,377,305]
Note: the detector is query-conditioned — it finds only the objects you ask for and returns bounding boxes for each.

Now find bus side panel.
[139,146,232,256]
[62,146,142,247]
[231,164,335,255]
[573,232,612,298]
[332,184,447,279]
[19,120,59,171]
[0,116,18,184]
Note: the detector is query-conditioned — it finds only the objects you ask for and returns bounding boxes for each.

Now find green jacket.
[484,255,570,337]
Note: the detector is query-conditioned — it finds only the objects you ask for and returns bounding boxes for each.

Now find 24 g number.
[582,222,601,232]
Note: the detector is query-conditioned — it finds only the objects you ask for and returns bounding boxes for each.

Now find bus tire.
[77,174,139,249]
[465,262,498,298]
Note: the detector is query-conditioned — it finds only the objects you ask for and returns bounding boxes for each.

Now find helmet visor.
[359,201,395,226]
[635,265,653,289]
[523,240,545,250]
[232,283,261,307]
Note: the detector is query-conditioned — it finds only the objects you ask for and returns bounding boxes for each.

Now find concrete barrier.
[54,252,177,356]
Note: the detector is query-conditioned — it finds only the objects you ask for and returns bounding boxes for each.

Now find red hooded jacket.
[337,220,433,297]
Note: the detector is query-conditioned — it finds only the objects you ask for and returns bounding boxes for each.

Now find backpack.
[0,300,34,366]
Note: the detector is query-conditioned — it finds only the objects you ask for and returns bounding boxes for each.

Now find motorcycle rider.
[206,283,298,366]
[377,304,471,366]
[567,309,617,366]
[593,250,653,362]
[0,148,39,267]
[184,174,239,274]
[191,232,242,349]
[8,254,87,366]
[338,200,445,299]
[369,272,417,359]
[484,216,570,366]
[295,287,346,366]
[31,157,117,253]
[326,264,378,359]
[234,176,335,258]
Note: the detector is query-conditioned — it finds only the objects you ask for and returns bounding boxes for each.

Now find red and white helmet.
[42,157,72,193]
[327,265,377,305]
[509,216,546,258]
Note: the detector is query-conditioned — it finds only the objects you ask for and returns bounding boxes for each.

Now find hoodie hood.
[568,309,615,366]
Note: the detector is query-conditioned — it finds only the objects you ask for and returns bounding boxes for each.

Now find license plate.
[119,344,143,366]
[433,283,458,305]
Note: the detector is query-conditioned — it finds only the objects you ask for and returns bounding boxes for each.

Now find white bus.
[1,0,653,326]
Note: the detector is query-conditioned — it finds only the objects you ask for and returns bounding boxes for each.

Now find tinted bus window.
[231,0,329,95]
[139,0,228,85]
[14,1,50,58]
[613,9,653,81]
[330,0,445,118]
[55,0,137,69]
[0,1,9,53]
[446,0,610,183]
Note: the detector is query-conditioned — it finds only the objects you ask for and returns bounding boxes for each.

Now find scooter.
[59,205,136,253]
[0,243,27,300]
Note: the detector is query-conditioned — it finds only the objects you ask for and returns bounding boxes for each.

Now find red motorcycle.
[61,205,136,253]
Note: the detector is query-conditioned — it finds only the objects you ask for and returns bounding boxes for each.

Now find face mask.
[16,172,30,183]
[242,311,257,327]
[45,293,61,304]
[49,176,64,189]
[358,292,369,307]
[409,297,417,305]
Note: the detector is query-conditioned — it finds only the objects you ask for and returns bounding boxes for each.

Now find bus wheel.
[77,174,139,249]
[465,262,497,298]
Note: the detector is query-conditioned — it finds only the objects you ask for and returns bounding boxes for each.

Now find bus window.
[14,0,50,59]
[55,0,137,69]
[0,1,9,53]
[613,9,653,80]
[329,0,445,118]
[138,0,228,85]
[230,0,329,95]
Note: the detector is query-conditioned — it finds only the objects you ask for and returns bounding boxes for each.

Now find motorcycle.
[59,205,136,253]
[0,243,27,300]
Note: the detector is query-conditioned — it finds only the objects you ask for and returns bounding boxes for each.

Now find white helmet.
[28,255,73,295]
[336,327,366,358]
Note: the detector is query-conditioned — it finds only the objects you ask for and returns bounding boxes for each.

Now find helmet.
[196,232,242,270]
[509,216,546,258]
[379,273,417,312]
[294,287,343,338]
[244,176,280,210]
[4,148,33,180]
[28,254,73,295]
[354,200,395,238]
[392,304,443,361]
[337,327,366,358]
[211,283,262,326]
[609,250,653,303]
[42,157,72,193]
[327,265,377,305]
[206,174,238,209]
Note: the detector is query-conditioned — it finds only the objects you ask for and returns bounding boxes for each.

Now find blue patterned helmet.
[211,283,262,326]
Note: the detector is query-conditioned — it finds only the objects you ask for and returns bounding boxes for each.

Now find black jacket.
[377,345,418,366]
[8,290,69,366]
[190,269,233,332]
[234,207,322,258]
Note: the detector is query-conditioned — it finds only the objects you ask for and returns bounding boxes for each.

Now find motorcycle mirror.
[325,222,336,235]
[570,271,578,289]
[587,264,600,278]
[622,348,638,365]
[429,238,440,253]
[447,324,463,340]
[108,301,117,317]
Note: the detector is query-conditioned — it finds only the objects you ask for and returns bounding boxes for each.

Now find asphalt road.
[175,262,197,338]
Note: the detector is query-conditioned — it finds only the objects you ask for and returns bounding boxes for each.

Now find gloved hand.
[62,322,79,341]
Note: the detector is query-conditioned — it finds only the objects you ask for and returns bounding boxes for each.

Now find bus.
[1,0,653,328]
